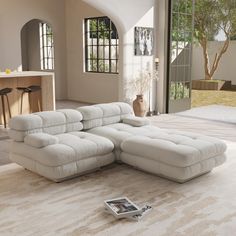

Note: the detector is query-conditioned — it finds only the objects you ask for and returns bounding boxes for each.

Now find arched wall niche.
[20,19,54,71]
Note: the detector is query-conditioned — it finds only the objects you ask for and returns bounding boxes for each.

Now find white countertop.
[0,71,54,78]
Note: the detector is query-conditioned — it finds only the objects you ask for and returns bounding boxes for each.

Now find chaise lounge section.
[8,109,115,182]
[8,102,227,183]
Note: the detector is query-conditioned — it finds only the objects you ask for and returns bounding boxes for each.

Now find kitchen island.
[0,71,55,125]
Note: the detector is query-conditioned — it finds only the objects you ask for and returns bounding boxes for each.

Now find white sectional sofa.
[8,102,227,183]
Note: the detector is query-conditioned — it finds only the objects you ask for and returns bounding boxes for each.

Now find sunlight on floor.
[191,90,236,108]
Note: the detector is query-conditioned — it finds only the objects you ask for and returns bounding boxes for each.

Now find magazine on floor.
[104,197,152,221]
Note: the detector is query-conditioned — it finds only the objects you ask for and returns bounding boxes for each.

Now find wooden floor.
[0,102,236,235]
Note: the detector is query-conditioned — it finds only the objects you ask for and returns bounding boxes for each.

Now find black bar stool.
[17,85,42,114]
[0,88,13,128]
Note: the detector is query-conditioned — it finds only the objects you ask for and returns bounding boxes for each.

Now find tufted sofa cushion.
[11,132,114,167]
[121,134,226,167]
[89,123,227,166]
[9,109,83,141]
[77,102,133,130]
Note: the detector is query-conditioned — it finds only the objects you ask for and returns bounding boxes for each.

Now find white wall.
[82,0,155,105]
[65,0,119,104]
[0,0,67,99]
[0,0,169,107]
[192,41,236,85]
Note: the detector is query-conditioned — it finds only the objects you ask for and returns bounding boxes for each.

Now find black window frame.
[84,16,119,74]
[39,22,54,71]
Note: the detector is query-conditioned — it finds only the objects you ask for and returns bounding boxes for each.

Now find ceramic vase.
[133,94,147,117]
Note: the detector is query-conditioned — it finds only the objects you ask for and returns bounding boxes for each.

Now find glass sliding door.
[167,0,194,113]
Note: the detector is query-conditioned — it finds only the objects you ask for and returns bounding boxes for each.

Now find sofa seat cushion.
[121,133,226,168]
[120,152,226,183]
[56,132,114,159]
[11,132,114,167]
[10,152,115,182]
[89,123,226,167]
[88,123,157,148]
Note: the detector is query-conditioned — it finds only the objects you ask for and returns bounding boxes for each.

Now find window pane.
[99,32,104,45]
[92,47,97,59]
[170,82,176,100]
[103,31,110,41]
[92,38,97,45]
[86,33,92,45]
[92,60,97,71]
[111,37,117,45]
[184,82,190,98]
[98,46,104,59]
[111,46,117,59]
[104,46,109,59]
[111,60,117,73]
[116,46,119,59]
[98,60,104,72]
[90,31,97,39]
[89,19,97,31]
[87,46,92,59]
[104,60,110,72]
[84,16,119,74]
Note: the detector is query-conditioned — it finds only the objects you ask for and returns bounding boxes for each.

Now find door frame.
[166,0,195,113]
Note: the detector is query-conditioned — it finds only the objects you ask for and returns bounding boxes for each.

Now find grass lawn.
[191,89,236,108]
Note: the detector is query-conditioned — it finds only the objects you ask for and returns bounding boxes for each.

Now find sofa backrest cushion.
[77,102,133,130]
[9,109,83,142]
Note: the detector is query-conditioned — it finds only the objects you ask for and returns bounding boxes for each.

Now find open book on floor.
[104,197,152,221]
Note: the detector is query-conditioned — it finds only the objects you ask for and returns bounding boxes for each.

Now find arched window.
[84,16,119,74]
[21,20,54,71]
[39,22,54,70]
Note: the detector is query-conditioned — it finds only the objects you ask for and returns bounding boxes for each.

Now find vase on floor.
[133,94,147,117]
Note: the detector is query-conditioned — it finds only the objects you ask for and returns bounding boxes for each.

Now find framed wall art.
[134,27,154,56]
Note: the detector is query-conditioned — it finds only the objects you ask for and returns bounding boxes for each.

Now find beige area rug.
[0,141,236,236]
[176,105,236,125]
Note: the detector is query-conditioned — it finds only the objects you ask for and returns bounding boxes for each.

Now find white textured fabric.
[83,119,103,130]
[11,132,114,167]
[96,103,121,117]
[121,135,226,167]
[10,152,115,182]
[90,123,226,160]
[8,129,43,142]
[77,106,103,120]
[8,102,227,183]
[24,133,59,148]
[77,102,133,129]
[9,109,83,141]
[114,102,134,115]
[120,152,226,183]
[9,114,42,131]
[88,122,227,181]
[88,124,134,148]
[102,115,121,126]
[57,109,83,132]
[122,115,151,127]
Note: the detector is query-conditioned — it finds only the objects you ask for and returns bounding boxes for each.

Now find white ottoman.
[89,123,227,183]
[120,130,227,182]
